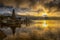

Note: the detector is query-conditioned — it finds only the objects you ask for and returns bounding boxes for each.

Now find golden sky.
[0,0,60,17]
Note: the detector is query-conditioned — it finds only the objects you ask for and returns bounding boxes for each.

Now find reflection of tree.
[22,17,33,26]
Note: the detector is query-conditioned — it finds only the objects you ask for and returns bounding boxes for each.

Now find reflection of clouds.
[0,27,12,35]
[4,25,60,40]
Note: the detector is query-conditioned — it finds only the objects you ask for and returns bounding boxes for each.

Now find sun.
[42,20,48,27]
[42,12,48,17]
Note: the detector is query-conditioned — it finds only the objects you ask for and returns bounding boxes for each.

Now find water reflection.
[0,20,60,36]
[31,20,60,28]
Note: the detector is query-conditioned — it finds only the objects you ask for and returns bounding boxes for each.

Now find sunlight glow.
[42,20,48,27]
[42,12,48,28]
[42,12,48,17]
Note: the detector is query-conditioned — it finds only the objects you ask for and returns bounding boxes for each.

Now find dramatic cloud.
[0,0,60,16]
[43,0,60,15]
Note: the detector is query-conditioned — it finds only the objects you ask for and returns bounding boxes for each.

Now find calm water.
[0,20,60,35]
[31,20,60,28]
